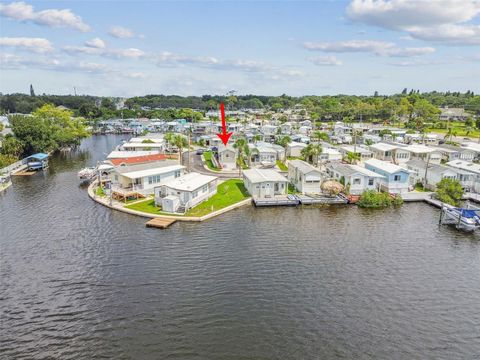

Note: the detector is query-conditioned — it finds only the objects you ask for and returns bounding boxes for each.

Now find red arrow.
[217,102,232,146]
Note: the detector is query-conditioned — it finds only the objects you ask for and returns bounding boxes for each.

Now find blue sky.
[1,0,479,96]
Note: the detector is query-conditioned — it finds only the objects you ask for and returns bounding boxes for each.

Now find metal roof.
[243,168,288,183]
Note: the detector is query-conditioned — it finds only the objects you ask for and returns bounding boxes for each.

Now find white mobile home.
[155,172,217,213]
[288,160,322,194]
[327,163,384,195]
[243,168,288,198]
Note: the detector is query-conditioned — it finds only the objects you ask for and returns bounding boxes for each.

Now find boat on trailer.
[440,204,480,232]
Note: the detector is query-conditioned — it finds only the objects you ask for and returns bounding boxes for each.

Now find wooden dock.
[12,170,37,176]
[146,217,177,229]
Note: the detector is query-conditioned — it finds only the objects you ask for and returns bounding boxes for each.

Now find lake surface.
[1,135,480,359]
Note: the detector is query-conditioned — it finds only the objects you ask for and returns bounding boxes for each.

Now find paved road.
[182,151,240,179]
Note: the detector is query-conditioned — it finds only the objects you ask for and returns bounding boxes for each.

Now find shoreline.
[87,180,252,222]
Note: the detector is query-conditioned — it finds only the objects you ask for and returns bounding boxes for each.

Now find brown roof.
[110,153,177,166]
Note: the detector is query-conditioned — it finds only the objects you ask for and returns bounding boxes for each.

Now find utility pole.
[73,86,77,96]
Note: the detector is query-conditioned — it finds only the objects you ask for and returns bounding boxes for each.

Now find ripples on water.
[1,135,480,359]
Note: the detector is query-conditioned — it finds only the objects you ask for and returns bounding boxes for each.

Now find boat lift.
[439,202,480,232]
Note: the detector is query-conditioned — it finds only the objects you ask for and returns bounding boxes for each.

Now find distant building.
[439,108,468,121]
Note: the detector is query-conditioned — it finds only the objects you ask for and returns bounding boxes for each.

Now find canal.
[1,135,479,359]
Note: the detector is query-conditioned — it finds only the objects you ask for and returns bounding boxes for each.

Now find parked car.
[196,149,205,155]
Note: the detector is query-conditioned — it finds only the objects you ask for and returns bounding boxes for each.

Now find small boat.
[440,204,480,231]
[77,167,97,181]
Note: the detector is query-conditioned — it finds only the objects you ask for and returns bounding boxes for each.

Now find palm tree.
[164,132,174,153]
[346,151,361,165]
[275,135,291,162]
[173,134,188,164]
[233,138,248,175]
[301,143,322,165]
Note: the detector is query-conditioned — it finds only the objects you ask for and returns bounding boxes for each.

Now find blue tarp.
[454,208,480,219]
[26,153,49,161]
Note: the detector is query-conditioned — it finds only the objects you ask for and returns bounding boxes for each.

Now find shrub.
[357,190,403,208]
[435,178,463,206]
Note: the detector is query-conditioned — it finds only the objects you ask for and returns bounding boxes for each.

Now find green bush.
[435,178,463,206]
[357,190,403,208]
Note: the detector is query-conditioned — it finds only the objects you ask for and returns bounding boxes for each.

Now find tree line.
[1,91,479,122]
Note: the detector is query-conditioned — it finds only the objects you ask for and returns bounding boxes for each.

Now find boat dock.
[253,195,299,206]
[146,217,177,229]
[253,194,348,207]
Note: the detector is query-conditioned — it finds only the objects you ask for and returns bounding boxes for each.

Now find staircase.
[177,205,186,214]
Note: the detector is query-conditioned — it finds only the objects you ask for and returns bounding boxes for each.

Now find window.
[202,185,208,192]
[394,175,401,181]
[175,171,181,178]
[192,190,198,198]
[353,178,361,185]
[368,179,374,186]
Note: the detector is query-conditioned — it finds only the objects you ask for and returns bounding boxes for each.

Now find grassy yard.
[276,160,288,171]
[185,179,249,217]
[203,151,220,171]
[95,186,106,196]
[124,198,177,216]
[124,179,250,217]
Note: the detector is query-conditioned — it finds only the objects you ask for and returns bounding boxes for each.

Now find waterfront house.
[243,168,288,198]
[286,142,307,158]
[107,150,160,159]
[26,153,49,170]
[108,153,176,167]
[327,162,384,195]
[446,160,480,192]
[364,158,410,194]
[111,162,185,197]
[154,172,217,213]
[288,160,322,194]
[119,141,164,152]
[218,145,237,170]
[405,159,468,191]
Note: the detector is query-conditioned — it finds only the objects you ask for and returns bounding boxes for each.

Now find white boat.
[440,204,480,231]
[77,167,97,181]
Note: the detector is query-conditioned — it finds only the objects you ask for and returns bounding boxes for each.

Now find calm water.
[1,135,480,360]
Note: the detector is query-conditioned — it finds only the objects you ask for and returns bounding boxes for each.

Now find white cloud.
[304,40,395,53]
[303,39,434,57]
[0,37,54,53]
[77,61,108,72]
[0,1,90,32]
[384,46,436,57]
[108,25,136,39]
[126,72,146,79]
[0,52,60,69]
[306,56,343,66]
[85,38,106,49]
[346,0,480,45]
[63,45,145,59]
[156,51,220,66]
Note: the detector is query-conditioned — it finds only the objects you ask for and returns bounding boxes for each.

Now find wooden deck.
[12,170,37,176]
[146,217,177,229]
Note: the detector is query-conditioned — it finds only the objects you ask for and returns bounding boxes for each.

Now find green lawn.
[276,160,288,171]
[124,179,250,217]
[125,198,177,216]
[95,186,106,196]
[203,151,220,171]
[185,179,249,217]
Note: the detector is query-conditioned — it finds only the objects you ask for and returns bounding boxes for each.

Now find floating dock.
[253,194,348,207]
[145,217,177,229]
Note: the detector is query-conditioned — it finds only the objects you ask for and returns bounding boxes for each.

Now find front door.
[265,183,272,197]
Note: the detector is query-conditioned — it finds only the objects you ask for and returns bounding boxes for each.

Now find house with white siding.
[243,168,288,198]
[327,162,384,195]
[288,160,322,194]
[154,172,217,213]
